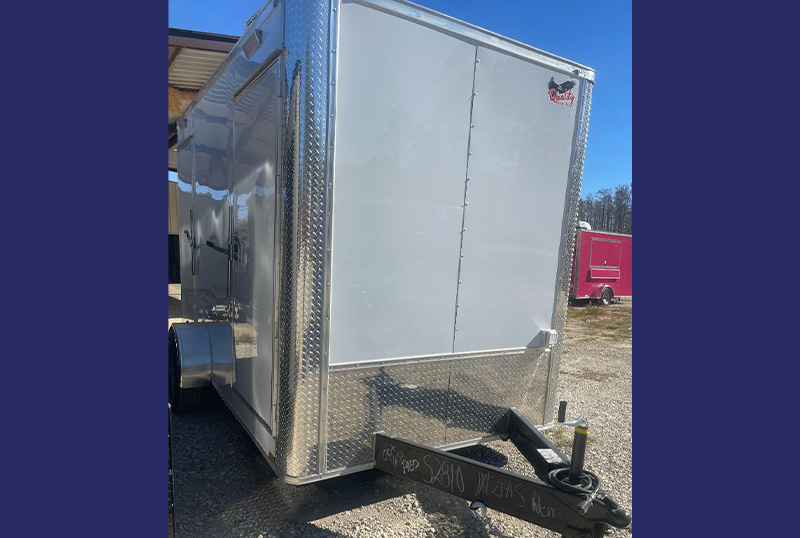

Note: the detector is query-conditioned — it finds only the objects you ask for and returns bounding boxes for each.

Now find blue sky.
[169,0,631,194]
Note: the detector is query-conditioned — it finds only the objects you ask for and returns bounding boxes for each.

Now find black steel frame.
[373,409,630,538]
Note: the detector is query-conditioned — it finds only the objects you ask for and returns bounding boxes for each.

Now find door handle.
[189,209,197,275]
[205,240,230,256]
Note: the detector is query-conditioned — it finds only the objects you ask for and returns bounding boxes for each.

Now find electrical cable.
[547,467,603,514]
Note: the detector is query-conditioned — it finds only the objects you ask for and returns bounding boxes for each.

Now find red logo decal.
[548,76,577,108]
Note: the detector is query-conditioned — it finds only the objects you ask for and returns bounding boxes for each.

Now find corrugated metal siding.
[169,29,236,171]
[169,49,228,91]
[168,181,179,235]
[169,42,231,169]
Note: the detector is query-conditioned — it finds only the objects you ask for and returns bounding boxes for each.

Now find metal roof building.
[168,28,238,171]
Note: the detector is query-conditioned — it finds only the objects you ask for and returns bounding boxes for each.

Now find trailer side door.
[229,62,281,428]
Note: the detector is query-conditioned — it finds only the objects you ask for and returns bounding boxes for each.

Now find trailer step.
[373,409,630,538]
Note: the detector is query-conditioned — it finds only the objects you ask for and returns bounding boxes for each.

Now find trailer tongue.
[374,406,631,538]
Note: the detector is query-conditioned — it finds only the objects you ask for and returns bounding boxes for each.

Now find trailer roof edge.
[359,0,595,82]
[177,0,595,127]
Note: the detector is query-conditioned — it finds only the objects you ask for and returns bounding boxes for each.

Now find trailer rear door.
[453,47,581,352]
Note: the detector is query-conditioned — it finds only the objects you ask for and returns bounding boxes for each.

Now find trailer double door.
[177,61,281,430]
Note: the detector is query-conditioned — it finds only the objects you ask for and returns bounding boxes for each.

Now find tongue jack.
[558,400,589,481]
[568,417,589,483]
[553,401,595,513]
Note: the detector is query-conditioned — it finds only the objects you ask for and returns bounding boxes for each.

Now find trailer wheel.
[169,328,203,414]
[599,287,613,306]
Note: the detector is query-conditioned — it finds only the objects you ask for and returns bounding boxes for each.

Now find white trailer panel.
[329,1,476,364]
[454,46,582,353]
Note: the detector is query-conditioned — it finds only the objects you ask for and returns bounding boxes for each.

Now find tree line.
[577,184,632,235]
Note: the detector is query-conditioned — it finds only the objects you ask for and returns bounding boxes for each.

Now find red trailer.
[570,226,632,305]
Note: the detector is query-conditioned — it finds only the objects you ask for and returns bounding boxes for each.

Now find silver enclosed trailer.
[170,0,594,488]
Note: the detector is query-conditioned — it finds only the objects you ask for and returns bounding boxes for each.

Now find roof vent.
[242,29,263,60]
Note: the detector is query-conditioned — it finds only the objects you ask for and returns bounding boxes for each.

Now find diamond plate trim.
[326,360,451,471]
[444,350,549,444]
[545,80,593,423]
[274,0,332,479]
[325,349,549,471]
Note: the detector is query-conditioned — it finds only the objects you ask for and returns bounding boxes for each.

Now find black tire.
[599,287,613,306]
[169,327,202,414]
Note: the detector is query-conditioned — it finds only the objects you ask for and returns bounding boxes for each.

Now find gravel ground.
[171,302,632,537]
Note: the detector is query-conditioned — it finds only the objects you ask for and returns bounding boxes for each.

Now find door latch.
[205,240,230,256]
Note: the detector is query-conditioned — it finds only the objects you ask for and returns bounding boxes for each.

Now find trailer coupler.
[373,408,630,538]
